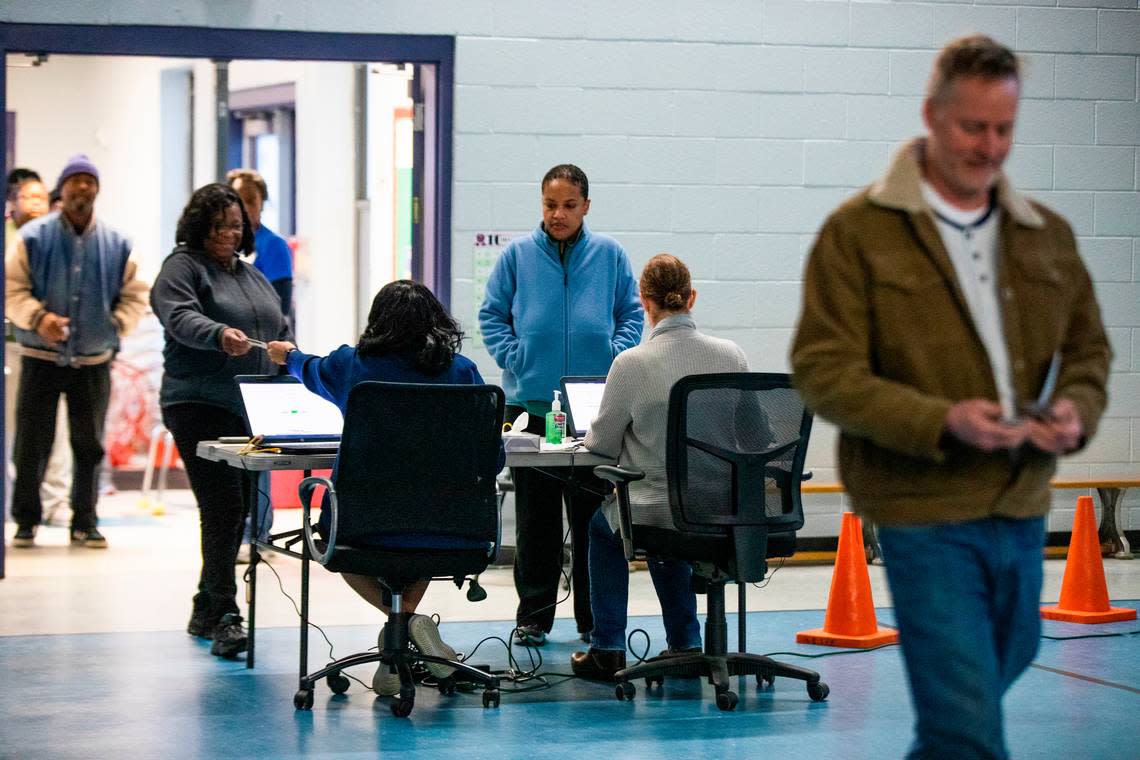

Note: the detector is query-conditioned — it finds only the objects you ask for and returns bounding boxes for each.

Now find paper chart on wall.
[471,231,525,350]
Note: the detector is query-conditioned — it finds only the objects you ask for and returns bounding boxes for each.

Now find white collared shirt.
[921,181,1016,420]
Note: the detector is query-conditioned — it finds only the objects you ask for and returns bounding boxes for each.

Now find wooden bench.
[802,478,1139,561]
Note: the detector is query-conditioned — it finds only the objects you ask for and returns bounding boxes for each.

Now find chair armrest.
[594,465,644,562]
[298,476,337,565]
[593,465,645,485]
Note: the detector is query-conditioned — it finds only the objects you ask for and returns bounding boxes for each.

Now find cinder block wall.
[6,1,1137,537]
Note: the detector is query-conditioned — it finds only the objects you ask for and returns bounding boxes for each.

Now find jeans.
[241,471,273,544]
[877,515,1046,760]
[11,357,111,531]
[587,507,702,652]
[163,403,251,625]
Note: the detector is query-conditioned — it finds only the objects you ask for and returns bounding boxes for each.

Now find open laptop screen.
[236,376,343,442]
[560,376,607,439]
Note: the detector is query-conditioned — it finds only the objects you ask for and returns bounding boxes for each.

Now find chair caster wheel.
[757,673,775,689]
[294,689,314,710]
[807,681,830,702]
[645,675,664,688]
[715,689,738,711]
[327,672,351,695]
[615,681,635,701]
[482,689,500,708]
[390,697,415,717]
[438,677,456,695]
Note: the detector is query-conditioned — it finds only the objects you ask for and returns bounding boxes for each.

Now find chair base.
[613,651,829,711]
[293,612,501,716]
[295,650,501,715]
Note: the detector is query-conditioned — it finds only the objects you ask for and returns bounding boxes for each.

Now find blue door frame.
[0,23,456,578]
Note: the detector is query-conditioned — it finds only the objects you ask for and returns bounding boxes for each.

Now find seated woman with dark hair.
[267,279,496,695]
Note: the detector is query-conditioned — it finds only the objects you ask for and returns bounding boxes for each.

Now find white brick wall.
[5,0,1137,538]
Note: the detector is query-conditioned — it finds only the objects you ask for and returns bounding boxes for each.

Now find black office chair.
[294,381,505,717]
[595,372,829,711]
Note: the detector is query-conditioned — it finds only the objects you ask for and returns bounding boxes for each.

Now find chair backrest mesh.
[332,382,504,545]
[667,373,811,535]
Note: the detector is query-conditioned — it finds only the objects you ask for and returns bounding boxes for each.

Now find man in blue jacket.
[480,164,643,645]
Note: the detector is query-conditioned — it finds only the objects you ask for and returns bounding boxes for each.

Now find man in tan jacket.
[792,36,1110,759]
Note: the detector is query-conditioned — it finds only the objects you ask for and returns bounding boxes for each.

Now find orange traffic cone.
[797,512,899,648]
[1041,496,1137,624]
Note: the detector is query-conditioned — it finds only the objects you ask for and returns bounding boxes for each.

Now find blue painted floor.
[1,605,1136,759]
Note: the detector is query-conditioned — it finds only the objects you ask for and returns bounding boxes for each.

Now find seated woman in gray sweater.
[571,254,750,681]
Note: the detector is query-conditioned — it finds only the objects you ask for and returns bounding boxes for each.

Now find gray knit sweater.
[584,313,748,529]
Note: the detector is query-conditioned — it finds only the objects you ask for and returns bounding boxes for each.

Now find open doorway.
[0,24,456,578]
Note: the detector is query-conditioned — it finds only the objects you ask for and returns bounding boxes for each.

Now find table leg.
[299,469,311,687]
[246,471,259,669]
[863,519,884,565]
[1096,487,1134,560]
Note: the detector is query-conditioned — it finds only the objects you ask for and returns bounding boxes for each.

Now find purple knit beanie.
[56,154,100,188]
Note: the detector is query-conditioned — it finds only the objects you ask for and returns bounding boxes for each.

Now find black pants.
[11,357,111,531]
[509,405,601,634]
[163,403,251,625]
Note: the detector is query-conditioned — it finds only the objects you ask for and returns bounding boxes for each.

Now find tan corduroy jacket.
[791,138,1111,526]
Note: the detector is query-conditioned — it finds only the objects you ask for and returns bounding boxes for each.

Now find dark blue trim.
[0,22,453,304]
[226,114,243,173]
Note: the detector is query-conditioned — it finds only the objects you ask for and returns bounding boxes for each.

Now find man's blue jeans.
[587,507,702,652]
[877,515,1046,760]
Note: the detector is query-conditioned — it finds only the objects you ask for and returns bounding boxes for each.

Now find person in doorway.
[791,35,1111,759]
[226,168,293,318]
[5,155,149,549]
[479,164,643,646]
[266,279,502,695]
[227,168,294,561]
[570,254,751,680]
[151,183,291,659]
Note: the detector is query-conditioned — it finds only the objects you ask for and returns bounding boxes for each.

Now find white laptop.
[560,376,607,440]
[235,375,343,453]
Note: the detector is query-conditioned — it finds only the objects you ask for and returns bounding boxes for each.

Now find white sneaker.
[373,624,402,695]
[408,614,457,679]
[235,545,271,564]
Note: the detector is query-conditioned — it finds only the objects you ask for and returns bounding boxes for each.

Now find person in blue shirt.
[479,164,643,646]
[268,279,499,695]
[227,169,293,318]
[228,168,294,557]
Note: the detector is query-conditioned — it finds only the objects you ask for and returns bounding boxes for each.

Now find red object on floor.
[270,469,332,509]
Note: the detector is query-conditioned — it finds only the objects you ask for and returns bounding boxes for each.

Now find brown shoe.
[571,649,626,682]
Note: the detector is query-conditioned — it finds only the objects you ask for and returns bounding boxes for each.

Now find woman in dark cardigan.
[151,183,291,659]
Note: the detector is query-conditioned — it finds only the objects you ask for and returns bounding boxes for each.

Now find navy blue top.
[285,344,504,546]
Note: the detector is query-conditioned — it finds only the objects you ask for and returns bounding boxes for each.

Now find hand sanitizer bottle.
[545,390,566,444]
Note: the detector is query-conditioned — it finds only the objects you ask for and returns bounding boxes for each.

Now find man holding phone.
[792,36,1111,758]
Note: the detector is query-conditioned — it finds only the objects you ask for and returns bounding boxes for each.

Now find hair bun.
[664,292,684,308]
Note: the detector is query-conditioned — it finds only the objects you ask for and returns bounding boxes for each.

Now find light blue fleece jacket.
[478,221,643,410]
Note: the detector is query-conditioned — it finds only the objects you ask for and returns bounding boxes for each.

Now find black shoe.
[513,622,547,647]
[187,611,214,640]
[209,613,248,658]
[12,525,37,548]
[570,648,626,682]
[70,527,108,548]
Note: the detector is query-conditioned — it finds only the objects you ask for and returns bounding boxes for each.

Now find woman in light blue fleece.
[478,164,643,646]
